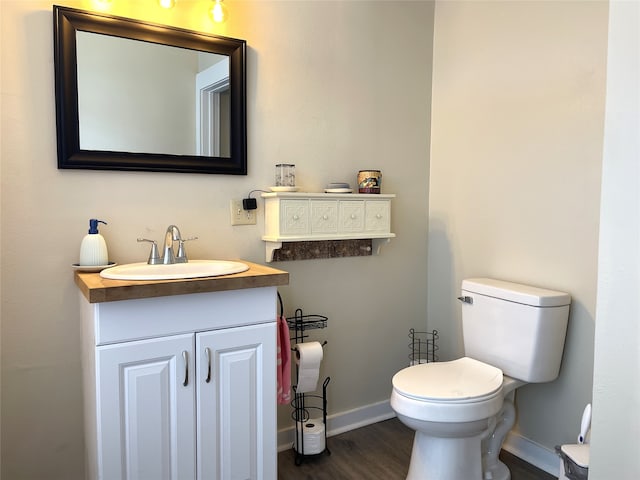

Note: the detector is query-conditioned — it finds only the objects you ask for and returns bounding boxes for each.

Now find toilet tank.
[461,278,571,383]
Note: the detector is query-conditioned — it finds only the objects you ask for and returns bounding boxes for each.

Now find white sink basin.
[100,260,249,281]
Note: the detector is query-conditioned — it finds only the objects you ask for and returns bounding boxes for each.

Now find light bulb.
[159,0,176,8]
[210,0,228,23]
[93,0,112,11]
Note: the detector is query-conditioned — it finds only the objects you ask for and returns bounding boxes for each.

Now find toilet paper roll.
[294,418,326,455]
[295,342,323,393]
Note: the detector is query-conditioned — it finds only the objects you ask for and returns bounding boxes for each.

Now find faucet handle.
[176,237,198,263]
[137,238,162,265]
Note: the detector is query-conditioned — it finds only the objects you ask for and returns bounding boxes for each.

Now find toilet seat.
[391,357,504,423]
[393,357,503,402]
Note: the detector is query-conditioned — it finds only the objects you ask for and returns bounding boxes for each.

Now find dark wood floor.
[278,418,556,480]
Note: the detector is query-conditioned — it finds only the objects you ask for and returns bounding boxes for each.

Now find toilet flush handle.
[457,296,473,304]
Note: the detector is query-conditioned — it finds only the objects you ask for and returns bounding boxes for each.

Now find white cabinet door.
[97,334,196,480]
[196,322,276,480]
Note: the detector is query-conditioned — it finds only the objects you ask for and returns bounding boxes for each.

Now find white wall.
[428,0,608,461]
[591,0,640,477]
[0,1,433,478]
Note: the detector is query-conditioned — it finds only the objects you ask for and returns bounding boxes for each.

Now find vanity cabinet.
[97,324,272,480]
[262,192,395,261]
[76,265,288,480]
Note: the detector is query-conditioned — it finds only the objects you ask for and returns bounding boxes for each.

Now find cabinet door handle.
[182,350,189,387]
[205,347,212,383]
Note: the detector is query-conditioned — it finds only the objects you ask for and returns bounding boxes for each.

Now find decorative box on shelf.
[261,192,395,262]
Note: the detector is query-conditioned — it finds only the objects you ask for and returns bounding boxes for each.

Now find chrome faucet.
[164,225,199,264]
[138,225,197,265]
[163,225,182,264]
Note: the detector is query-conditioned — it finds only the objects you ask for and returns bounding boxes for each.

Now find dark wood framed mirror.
[53,5,247,174]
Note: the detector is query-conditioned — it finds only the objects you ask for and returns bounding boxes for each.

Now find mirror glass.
[54,6,246,174]
[77,32,231,157]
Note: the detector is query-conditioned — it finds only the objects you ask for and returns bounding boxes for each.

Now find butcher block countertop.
[75,260,289,304]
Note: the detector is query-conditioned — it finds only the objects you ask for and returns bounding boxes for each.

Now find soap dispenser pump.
[79,219,109,266]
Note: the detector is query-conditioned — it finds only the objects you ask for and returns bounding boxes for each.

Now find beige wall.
[428,0,607,456]
[0,1,433,478]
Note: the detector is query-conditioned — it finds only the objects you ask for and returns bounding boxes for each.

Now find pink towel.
[277,316,292,404]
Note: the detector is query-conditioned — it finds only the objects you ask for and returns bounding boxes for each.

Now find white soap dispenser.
[79,219,109,266]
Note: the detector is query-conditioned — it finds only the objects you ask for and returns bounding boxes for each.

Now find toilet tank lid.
[462,278,571,307]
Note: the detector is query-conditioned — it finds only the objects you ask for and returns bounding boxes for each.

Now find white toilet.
[391,278,571,480]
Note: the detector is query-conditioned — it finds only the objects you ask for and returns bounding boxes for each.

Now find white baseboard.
[277,399,396,452]
[278,400,562,479]
[503,431,560,477]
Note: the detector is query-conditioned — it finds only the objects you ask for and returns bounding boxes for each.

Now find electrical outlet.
[230,199,257,226]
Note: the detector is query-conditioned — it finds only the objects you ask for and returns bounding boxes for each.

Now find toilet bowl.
[391,358,510,480]
[391,278,571,480]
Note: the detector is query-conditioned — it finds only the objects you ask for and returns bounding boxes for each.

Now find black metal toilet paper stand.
[287,307,331,466]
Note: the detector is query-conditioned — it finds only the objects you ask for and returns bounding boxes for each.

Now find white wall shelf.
[261,192,395,262]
